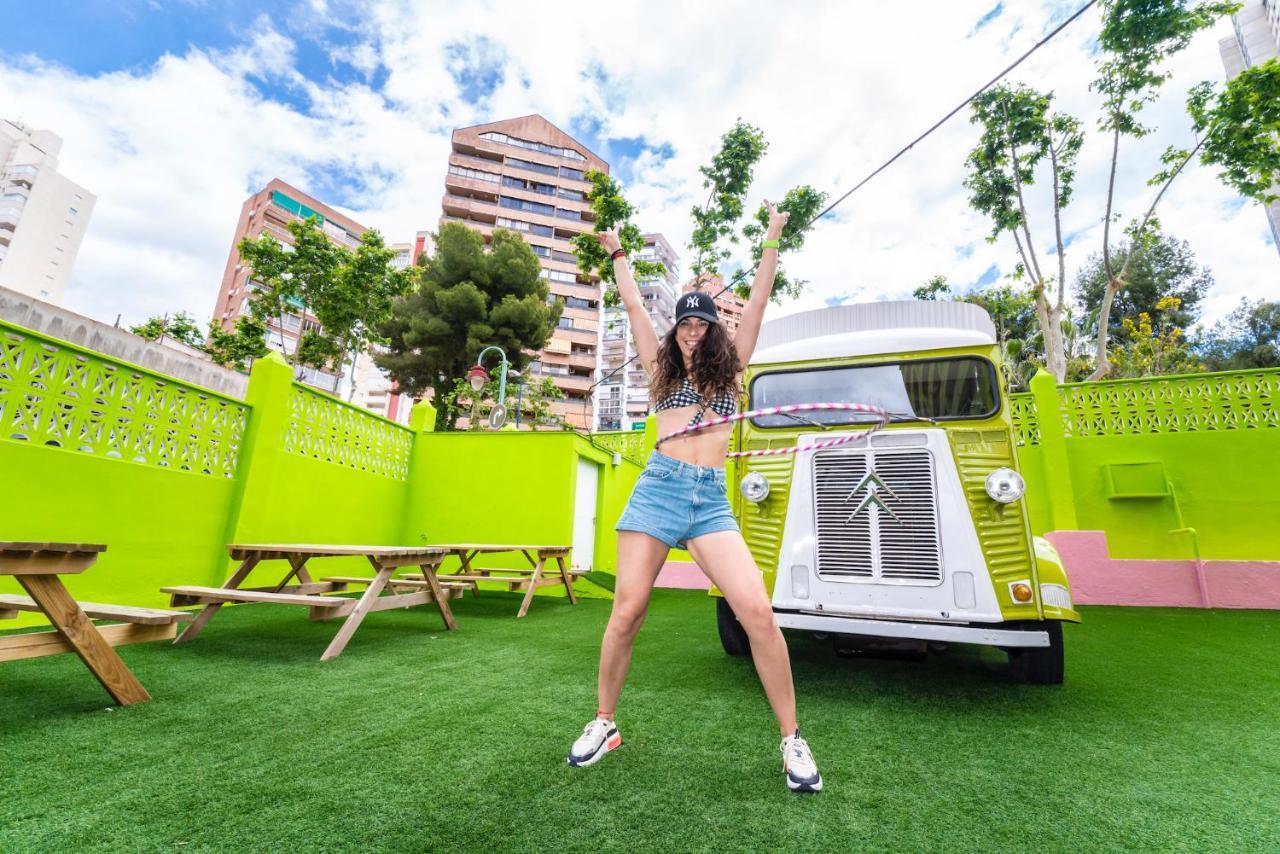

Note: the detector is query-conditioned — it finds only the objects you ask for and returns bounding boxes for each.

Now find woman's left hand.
[765,200,789,239]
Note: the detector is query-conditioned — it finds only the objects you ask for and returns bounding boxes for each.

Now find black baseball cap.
[676,290,719,324]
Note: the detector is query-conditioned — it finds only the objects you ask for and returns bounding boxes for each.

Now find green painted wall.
[1012,368,1280,560]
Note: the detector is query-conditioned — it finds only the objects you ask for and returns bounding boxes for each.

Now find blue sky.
[0,1,1271,330]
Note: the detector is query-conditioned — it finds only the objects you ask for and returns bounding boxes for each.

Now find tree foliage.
[129,311,207,349]
[686,121,827,301]
[1197,298,1280,370]
[235,216,412,392]
[1186,58,1280,205]
[1108,296,1202,377]
[1087,0,1238,379]
[963,83,1083,380]
[205,315,269,372]
[375,222,561,431]
[571,170,665,306]
[1074,232,1212,337]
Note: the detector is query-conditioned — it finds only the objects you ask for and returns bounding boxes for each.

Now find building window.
[481,131,586,161]
[448,164,500,183]
[505,157,559,177]
[68,207,78,215]
[500,196,555,217]
[560,167,585,181]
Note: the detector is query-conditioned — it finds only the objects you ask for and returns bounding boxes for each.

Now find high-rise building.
[441,115,607,430]
[683,275,746,339]
[1219,0,1280,257]
[0,120,95,304]
[598,233,681,431]
[211,178,367,389]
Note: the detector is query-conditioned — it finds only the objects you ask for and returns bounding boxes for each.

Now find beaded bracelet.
[610,248,627,260]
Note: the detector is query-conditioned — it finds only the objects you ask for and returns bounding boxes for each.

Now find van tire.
[1010,621,1064,684]
[716,597,751,657]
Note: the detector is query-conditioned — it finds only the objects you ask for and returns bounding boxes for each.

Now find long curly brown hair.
[650,320,741,405]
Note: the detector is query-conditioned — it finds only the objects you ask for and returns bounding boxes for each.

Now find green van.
[717,301,1079,682]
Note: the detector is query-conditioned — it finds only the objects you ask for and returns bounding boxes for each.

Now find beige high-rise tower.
[441,115,607,430]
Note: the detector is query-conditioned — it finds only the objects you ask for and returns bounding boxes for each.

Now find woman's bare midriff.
[655,405,735,467]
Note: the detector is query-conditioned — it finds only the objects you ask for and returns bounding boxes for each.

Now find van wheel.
[716,597,750,657]
[1010,621,1064,684]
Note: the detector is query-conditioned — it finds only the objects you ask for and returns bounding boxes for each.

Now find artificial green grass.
[2,591,1277,852]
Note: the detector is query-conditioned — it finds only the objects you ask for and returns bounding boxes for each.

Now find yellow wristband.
[762,239,780,250]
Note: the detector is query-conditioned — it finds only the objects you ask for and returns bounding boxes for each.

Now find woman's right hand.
[595,228,623,256]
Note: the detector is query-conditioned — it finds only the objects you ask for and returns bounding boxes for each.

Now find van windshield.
[749,357,999,426]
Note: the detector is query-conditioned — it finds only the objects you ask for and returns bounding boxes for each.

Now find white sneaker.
[567,717,622,767]
[781,730,823,793]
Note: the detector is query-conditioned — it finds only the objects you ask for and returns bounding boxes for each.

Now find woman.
[566,203,822,793]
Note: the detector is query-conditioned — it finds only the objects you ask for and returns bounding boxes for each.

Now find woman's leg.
[597,531,671,716]
[686,530,798,736]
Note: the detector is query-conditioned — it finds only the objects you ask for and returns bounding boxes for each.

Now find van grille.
[812,448,943,585]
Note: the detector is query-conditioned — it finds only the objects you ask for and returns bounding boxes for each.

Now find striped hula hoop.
[655,402,890,458]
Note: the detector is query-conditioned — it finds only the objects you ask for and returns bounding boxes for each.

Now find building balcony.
[444,172,501,200]
[442,194,499,224]
[549,373,594,393]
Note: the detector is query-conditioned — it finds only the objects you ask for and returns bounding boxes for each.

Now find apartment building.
[441,115,607,430]
[0,120,95,304]
[1219,0,1280,257]
[211,178,367,389]
[598,233,681,431]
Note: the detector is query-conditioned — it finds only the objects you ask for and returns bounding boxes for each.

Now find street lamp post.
[468,345,517,429]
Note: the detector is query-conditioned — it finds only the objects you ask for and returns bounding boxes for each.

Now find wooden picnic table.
[162,544,461,661]
[0,542,163,705]
[400,544,577,619]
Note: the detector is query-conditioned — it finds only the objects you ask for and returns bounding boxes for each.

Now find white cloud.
[1,0,1275,335]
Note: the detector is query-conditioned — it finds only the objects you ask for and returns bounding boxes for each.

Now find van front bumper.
[774,610,1050,648]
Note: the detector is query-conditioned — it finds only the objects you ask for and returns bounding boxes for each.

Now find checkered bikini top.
[654,377,738,427]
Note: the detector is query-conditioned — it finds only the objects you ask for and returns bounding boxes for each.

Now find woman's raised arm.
[596,229,661,373]
[730,201,789,370]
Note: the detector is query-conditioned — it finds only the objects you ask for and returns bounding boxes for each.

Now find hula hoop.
[654,402,890,458]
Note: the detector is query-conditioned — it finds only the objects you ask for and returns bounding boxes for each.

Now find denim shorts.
[615,451,740,549]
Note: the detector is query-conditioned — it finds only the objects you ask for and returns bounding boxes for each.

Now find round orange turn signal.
[1011,583,1033,603]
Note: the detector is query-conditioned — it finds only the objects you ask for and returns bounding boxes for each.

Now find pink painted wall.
[1046,531,1280,610]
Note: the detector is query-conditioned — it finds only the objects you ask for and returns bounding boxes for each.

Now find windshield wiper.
[887,412,938,425]
[777,411,830,431]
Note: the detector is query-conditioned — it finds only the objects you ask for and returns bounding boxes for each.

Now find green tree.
[1088,0,1238,379]
[204,315,269,372]
[570,170,665,306]
[129,311,207,349]
[237,216,343,376]
[322,230,414,399]
[686,121,826,301]
[1075,232,1212,338]
[963,83,1084,381]
[1197,298,1280,370]
[1186,58,1280,206]
[375,222,561,431]
[913,274,953,301]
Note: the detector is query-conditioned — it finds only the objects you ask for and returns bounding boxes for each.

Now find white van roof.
[750,300,997,365]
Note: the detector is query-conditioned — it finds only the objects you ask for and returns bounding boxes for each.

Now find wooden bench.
[0,595,191,662]
[421,545,577,618]
[1,542,156,704]
[163,545,458,661]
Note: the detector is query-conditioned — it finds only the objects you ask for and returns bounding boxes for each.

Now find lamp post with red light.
[468,345,517,429]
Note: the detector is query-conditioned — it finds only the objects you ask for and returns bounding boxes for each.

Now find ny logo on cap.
[685,296,700,308]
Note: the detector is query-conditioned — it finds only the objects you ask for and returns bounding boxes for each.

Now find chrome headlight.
[740,472,770,503]
[985,467,1025,503]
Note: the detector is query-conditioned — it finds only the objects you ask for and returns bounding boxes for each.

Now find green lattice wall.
[1013,368,1280,560]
